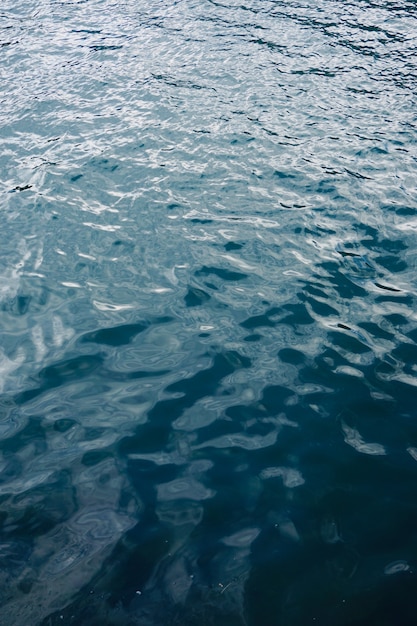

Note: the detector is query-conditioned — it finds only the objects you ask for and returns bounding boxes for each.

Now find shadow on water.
[3,228,417,625]
[32,223,417,625]
[37,328,417,625]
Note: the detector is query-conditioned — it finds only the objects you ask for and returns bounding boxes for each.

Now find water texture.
[1,0,417,623]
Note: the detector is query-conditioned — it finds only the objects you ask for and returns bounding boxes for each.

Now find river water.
[1,0,417,624]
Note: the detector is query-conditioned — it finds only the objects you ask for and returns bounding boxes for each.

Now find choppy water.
[1,0,417,623]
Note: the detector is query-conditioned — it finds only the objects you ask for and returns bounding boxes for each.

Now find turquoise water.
[1,0,417,623]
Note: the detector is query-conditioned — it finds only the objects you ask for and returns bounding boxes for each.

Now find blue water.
[1,0,417,623]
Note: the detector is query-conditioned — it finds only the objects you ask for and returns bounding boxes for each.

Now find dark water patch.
[319,263,369,299]
[185,287,211,307]
[328,330,372,354]
[81,317,173,346]
[376,293,413,305]
[81,323,148,346]
[224,242,243,251]
[277,348,306,367]
[15,355,105,405]
[120,350,251,455]
[358,321,395,341]
[243,333,262,342]
[103,368,170,382]
[375,254,407,273]
[280,301,315,327]
[1,294,32,316]
[195,266,248,282]
[305,294,339,318]
[240,308,280,330]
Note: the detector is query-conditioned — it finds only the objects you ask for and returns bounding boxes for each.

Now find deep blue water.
[1,0,417,623]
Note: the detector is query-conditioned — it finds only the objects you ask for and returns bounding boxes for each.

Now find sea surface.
[1,0,417,624]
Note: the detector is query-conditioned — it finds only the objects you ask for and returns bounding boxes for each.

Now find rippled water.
[1,0,417,623]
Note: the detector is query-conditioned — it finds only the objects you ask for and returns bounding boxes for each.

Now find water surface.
[1,0,417,624]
